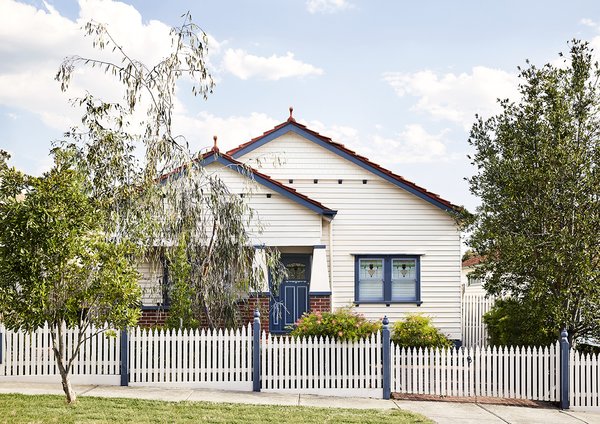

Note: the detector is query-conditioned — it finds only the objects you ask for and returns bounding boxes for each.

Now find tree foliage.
[483,298,557,346]
[55,13,284,329]
[0,149,141,403]
[466,40,600,344]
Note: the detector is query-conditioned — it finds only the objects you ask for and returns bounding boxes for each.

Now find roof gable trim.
[230,123,455,212]
[200,154,337,217]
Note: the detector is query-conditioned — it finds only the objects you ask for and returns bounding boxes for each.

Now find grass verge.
[0,393,431,423]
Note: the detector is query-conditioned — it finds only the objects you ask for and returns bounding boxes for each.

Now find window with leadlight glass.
[354,255,421,304]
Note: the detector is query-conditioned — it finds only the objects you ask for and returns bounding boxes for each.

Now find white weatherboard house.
[140,111,462,341]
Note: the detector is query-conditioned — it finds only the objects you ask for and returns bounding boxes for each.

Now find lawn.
[0,394,431,424]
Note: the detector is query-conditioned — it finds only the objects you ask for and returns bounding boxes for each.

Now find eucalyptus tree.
[0,149,140,403]
[55,13,283,328]
[467,40,600,344]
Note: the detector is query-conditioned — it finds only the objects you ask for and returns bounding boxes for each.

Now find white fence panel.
[570,350,600,409]
[261,331,382,397]
[128,324,252,390]
[392,342,560,401]
[0,323,120,385]
[461,294,495,347]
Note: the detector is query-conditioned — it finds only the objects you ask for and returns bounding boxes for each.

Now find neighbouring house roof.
[462,255,484,268]
[160,147,337,218]
[227,114,460,213]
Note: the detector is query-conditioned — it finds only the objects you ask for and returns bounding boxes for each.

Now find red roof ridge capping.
[179,148,336,215]
[227,119,460,211]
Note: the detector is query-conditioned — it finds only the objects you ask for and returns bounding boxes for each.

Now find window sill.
[354,301,423,307]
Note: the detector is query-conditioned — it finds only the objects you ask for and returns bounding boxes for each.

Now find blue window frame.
[354,255,422,305]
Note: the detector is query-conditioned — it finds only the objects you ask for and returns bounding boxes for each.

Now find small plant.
[290,307,381,341]
[391,314,453,349]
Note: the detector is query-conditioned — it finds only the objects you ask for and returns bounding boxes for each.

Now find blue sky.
[2,0,600,212]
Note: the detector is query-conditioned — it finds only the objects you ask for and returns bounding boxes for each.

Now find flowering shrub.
[289,308,382,341]
[391,314,453,349]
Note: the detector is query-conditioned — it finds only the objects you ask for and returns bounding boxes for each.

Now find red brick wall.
[139,309,169,327]
[309,295,332,314]
[138,294,332,334]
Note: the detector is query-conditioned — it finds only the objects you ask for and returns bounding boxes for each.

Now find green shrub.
[289,308,382,341]
[391,314,453,349]
[483,298,557,346]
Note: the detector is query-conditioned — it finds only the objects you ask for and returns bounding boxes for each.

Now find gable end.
[229,122,458,213]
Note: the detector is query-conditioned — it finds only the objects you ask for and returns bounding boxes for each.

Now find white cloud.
[383,67,519,130]
[173,111,279,154]
[370,125,454,164]
[306,0,352,14]
[580,18,598,28]
[299,119,457,165]
[302,119,361,146]
[222,49,324,80]
[0,0,180,131]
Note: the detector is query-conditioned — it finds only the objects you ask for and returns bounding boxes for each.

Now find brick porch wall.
[139,309,169,327]
[309,294,332,314]
[139,294,332,333]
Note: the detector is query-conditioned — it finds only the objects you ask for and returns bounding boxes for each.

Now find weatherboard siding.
[205,162,323,246]
[138,258,163,306]
[238,132,462,339]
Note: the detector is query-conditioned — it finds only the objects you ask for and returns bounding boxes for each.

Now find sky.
[2,0,600,212]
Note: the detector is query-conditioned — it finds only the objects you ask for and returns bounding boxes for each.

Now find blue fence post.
[382,316,391,400]
[560,328,570,410]
[120,329,129,387]
[253,309,261,392]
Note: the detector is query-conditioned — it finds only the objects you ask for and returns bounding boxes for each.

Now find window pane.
[286,263,306,280]
[391,259,416,300]
[359,259,383,301]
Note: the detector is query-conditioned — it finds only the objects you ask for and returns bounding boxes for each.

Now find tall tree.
[0,149,140,403]
[55,13,283,327]
[467,40,600,344]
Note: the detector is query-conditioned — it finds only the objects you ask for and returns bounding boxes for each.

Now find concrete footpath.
[1,382,599,424]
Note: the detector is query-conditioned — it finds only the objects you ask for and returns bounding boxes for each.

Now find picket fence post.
[252,309,261,392]
[0,327,3,365]
[120,329,129,387]
[559,329,570,410]
[382,316,391,399]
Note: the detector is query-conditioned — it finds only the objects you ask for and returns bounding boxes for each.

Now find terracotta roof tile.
[462,256,484,268]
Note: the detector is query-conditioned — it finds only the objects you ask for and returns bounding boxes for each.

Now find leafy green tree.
[467,40,600,345]
[55,14,284,328]
[0,149,140,403]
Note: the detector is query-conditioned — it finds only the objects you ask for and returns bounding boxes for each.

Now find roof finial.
[213,135,219,152]
[288,106,295,122]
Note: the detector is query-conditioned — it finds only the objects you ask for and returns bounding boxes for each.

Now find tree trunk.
[50,323,77,404]
[58,368,77,404]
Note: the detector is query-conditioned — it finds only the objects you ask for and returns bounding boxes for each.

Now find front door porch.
[269,254,311,333]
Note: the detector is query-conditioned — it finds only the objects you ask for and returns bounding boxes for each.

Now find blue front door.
[270,255,311,333]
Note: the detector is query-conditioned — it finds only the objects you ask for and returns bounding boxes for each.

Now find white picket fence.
[1,323,599,408]
[571,349,600,408]
[261,332,382,397]
[0,323,121,385]
[392,343,561,401]
[461,293,495,347]
[128,325,253,390]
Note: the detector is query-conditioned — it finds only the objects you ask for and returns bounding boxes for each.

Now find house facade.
[139,112,463,341]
